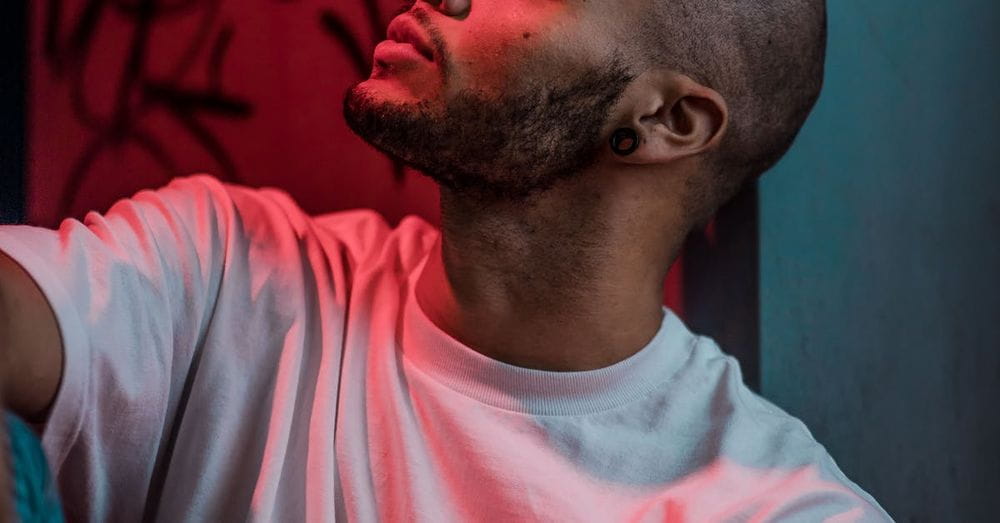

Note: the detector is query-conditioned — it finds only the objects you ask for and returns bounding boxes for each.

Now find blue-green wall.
[760,1,1000,520]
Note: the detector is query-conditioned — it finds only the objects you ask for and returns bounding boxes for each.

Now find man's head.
[344,0,826,225]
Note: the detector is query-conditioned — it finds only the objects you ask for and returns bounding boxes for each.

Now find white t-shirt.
[0,175,892,522]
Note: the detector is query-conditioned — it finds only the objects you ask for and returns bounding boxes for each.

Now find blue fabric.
[5,412,63,522]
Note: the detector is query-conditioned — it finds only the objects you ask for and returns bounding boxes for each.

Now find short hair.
[636,0,828,225]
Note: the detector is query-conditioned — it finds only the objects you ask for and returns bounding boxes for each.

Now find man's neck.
[415,170,686,372]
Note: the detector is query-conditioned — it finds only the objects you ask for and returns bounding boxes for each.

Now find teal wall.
[759,1,1000,521]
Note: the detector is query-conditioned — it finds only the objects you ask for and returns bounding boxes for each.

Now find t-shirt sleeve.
[734,460,895,522]
[0,174,248,515]
[632,457,893,522]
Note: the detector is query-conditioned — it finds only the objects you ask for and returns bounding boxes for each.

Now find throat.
[415,236,667,372]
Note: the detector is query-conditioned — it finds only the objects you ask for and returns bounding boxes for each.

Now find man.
[0,0,892,520]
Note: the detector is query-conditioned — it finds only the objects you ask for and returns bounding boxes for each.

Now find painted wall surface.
[760,1,1000,521]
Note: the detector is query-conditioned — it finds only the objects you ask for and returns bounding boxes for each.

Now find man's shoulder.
[310,210,440,276]
[669,335,892,520]
[164,174,441,273]
[679,335,828,458]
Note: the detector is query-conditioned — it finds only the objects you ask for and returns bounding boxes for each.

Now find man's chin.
[354,63,443,104]
[348,78,416,107]
[342,82,432,167]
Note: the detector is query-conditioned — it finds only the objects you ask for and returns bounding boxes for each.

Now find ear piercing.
[610,128,640,156]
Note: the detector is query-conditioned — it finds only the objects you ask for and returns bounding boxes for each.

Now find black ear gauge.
[610,128,640,156]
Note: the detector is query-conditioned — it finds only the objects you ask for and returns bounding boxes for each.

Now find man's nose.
[430,0,471,17]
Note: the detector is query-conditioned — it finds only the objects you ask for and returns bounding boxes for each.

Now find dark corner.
[0,1,27,225]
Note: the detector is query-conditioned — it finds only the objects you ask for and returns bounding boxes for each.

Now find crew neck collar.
[400,248,698,416]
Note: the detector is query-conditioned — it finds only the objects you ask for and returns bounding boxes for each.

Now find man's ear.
[610,71,729,166]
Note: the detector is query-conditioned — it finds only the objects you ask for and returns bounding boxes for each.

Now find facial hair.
[343,54,634,203]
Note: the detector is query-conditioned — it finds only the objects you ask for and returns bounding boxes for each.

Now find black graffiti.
[317,0,411,183]
[43,0,407,219]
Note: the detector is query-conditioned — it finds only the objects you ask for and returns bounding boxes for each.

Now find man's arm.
[0,248,63,521]
[0,248,63,422]
[0,176,260,519]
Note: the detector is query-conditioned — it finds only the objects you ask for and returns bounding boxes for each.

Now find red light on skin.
[374,40,433,67]
[367,42,441,101]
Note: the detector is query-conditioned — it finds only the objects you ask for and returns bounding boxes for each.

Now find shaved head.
[638,0,828,222]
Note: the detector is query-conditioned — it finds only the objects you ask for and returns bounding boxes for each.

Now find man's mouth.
[385,15,436,62]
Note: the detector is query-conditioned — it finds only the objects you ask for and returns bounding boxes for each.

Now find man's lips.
[385,15,436,62]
